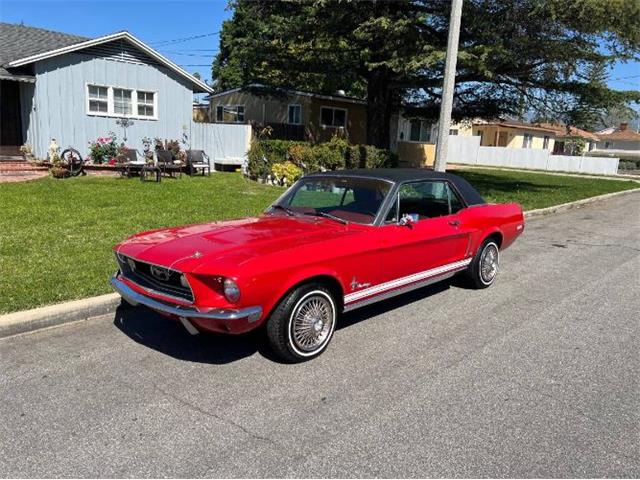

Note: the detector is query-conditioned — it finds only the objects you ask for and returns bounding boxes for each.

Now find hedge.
[247,137,399,183]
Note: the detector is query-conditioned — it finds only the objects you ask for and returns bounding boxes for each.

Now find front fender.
[251,266,346,326]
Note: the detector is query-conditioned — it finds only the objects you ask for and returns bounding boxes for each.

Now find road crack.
[149,380,281,449]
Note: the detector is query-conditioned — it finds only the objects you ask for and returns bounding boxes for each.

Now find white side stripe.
[344,258,472,304]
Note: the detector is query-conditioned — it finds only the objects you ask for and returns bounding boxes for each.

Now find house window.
[522,133,533,148]
[113,88,133,115]
[408,119,431,142]
[604,141,612,149]
[475,130,484,144]
[449,129,459,136]
[88,85,108,113]
[216,105,245,123]
[320,107,347,127]
[288,105,301,125]
[543,135,550,149]
[86,85,157,119]
[137,91,155,117]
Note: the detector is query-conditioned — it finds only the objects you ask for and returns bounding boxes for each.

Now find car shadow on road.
[113,276,464,365]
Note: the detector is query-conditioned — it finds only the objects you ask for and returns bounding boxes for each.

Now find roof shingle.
[0,22,88,79]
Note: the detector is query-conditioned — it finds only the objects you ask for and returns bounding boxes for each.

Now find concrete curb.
[524,187,640,219]
[0,293,120,339]
[2,187,639,340]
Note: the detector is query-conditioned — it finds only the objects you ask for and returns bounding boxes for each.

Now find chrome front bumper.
[110,275,262,322]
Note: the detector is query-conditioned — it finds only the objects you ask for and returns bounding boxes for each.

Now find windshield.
[273,176,392,224]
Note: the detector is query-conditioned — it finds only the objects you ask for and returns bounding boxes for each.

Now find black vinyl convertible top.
[306,168,486,206]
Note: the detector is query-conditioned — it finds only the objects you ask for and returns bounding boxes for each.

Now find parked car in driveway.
[111,169,525,362]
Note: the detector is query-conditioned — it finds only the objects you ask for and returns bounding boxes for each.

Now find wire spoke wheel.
[480,243,499,284]
[290,294,334,353]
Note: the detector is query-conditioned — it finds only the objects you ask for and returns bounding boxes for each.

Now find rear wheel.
[466,239,500,289]
[266,284,337,362]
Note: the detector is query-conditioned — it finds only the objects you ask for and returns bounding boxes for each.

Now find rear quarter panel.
[459,203,524,254]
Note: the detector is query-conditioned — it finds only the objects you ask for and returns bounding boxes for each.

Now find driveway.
[1,192,639,477]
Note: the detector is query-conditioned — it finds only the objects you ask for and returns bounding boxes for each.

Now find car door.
[378,180,471,284]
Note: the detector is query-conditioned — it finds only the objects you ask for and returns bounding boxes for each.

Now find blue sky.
[1,0,638,94]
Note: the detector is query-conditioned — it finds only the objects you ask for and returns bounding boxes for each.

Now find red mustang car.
[112,169,524,362]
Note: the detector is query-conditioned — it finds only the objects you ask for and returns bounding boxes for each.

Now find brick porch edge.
[1,186,639,340]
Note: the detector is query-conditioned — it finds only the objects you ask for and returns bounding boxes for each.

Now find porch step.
[0,155,25,162]
[0,161,47,172]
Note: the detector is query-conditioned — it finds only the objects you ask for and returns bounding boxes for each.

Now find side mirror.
[399,213,418,227]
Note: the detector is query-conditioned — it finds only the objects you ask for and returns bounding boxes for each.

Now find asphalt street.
[1,192,639,477]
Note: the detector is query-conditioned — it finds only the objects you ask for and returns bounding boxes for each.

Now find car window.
[390,181,464,221]
[283,177,391,224]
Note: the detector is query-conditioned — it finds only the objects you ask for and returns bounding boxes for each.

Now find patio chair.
[186,150,212,176]
[156,150,182,178]
[122,149,145,177]
[115,149,136,177]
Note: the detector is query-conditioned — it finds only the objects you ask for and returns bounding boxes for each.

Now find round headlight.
[223,278,241,303]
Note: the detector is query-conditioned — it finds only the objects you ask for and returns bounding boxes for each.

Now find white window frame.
[86,84,110,115]
[136,90,156,118]
[320,106,348,128]
[215,104,246,123]
[287,104,302,125]
[522,133,533,149]
[85,83,158,121]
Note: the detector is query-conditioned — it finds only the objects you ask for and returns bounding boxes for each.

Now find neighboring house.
[392,111,472,166]
[207,84,368,144]
[537,123,599,154]
[595,123,640,152]
[472,120,556,151]
[0,23,212,158]
[192,102,209,123]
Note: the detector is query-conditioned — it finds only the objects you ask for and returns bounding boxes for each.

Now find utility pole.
[434,0,463,172]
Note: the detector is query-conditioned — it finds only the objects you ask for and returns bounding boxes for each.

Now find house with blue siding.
[0,23,213,159]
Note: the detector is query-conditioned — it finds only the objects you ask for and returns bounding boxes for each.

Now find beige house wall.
[397,141,435,167]
[209,90,367,144]
[472,125,555,151]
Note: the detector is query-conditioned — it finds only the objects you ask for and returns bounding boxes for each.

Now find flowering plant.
[88,133,118,164]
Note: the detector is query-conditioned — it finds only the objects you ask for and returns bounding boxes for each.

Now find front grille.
[116,254,194,302]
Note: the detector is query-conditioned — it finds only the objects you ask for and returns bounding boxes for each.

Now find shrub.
[271,161,304,186]
[247,136,397,180]
[88,133,119,164]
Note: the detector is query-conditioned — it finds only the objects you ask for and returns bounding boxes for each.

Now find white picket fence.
[188,122,252,167]
[448,135,620,175]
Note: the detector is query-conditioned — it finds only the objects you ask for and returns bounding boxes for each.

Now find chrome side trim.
[344,258,472,307]
[111,275,262,322]
[343,270,458,312]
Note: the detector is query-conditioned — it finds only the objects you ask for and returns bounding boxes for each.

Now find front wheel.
[266,284,337,362]
[466,239,500,289]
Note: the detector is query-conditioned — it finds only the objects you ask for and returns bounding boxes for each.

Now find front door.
[378,180,471,284]
[496,131,508,147]
[0,80,23,150]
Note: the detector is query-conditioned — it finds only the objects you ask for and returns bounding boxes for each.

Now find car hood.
[115,214,358,272]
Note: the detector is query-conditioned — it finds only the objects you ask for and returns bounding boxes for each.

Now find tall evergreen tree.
[212,0,640,147]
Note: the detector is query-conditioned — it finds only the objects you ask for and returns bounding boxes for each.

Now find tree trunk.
[366,68,393,149]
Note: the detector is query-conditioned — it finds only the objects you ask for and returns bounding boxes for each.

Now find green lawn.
[454,168,638,210]
[0,169,636,313]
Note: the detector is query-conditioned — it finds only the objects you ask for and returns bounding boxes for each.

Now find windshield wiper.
[270,204,295,216]
[309,211,349,225]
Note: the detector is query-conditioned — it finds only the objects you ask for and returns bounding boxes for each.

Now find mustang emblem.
[150,265,171,281]
[350,277,371,291]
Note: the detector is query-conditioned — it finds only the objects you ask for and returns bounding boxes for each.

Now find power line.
[151,31,220,47]
[160,50,218,57]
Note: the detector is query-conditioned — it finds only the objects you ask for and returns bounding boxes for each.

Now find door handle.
[448,220,460,227]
